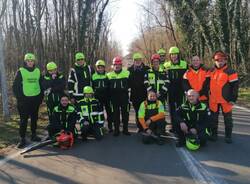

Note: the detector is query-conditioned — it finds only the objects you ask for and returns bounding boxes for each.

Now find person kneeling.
[138,90,166,145]
[175,89,211,149]
[77,86,105,141]
[47,94,77,139]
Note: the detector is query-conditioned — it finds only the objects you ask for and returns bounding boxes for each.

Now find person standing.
[157,48,167,70]
[144,54,170,106]
[42,62,66,121]
[92,60,113,132]
[13,53,43,148]
[107,56,130,136]
[183,55,209,103]
[164,46,188,132]
[128,52,150,132]
[68,52,94,103]
[209,51,239,143]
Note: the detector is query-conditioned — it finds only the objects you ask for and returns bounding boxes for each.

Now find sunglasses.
[214,58,225,62]
[134,59,142,61]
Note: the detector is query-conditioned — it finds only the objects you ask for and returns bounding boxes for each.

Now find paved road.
[0,106,250,184]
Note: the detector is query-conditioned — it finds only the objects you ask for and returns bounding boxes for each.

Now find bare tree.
[0,0,10,120]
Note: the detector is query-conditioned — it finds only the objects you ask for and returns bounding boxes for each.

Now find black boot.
[82,136,88,142]
[225,128,232,144]
[113,130,120,137]
[225,137,232,144]
[17,138,26,148]
[175,136,185,147]
[209,128,218,142]
[113,121,120,136]
[122,130,131,136]
[155,136,165,145]
[175,140,185,147]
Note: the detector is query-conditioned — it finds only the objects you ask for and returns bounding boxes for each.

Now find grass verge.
[237,87,250,108]
[0,104,48,151]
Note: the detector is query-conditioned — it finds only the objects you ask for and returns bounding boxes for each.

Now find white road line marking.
[0,151,22,166]
[176,147,228,184]
[234,105,250,113]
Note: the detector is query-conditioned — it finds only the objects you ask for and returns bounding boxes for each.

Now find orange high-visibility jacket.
[209,65,239,104]
[183,66,210,100]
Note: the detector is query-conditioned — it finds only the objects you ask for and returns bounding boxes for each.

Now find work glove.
[44,88,51,96]
[52,73,57,79]
[83,121,89,126]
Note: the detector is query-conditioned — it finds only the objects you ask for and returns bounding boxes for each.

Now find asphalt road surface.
[0,105,250,184]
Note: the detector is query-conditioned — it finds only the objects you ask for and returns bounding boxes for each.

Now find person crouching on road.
[13,53,43,148]
[92,60,113,133]
[47,94,77,138]
[42,62,66,121]
[76,86,105,141]
[138,90,166,145]
[209,51,239,143]
[175,89,211,148]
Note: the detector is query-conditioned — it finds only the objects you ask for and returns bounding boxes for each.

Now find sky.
[109,0,143,56]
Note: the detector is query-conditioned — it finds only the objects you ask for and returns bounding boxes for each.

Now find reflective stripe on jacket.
[209,65,239,104]
[138,100,165,129]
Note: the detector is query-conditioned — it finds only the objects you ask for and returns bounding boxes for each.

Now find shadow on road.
[0,159,81,184]
[40,132,187,177]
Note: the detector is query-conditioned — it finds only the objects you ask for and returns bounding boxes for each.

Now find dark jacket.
[50,104,77,132]
[42,72,65,94]
[91,72,110,103]
[164,59,188,102]
[209,65,239,103]
[176,100,211,132]
[107,69,130,102]
[144,68,170,97]
[68,63,94,99]
[42,72,66,112]
[128,64,150,103]
[76,97,105,125]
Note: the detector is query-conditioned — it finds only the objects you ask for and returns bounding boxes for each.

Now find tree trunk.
[0,25,10,120]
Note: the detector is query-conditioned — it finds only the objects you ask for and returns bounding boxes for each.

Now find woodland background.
[0,0,249,120]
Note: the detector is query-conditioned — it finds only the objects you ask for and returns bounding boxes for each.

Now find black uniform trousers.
[111,95,130,133]
[142,120,166,144]
[17,97,41,138]
[169,93,185,131]
[98,97,113,131]
[210,104,233,138]
[132,100,144,131]
[81,123,103,140]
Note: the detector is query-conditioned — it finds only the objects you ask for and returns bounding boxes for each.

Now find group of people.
[12,46,239,151]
